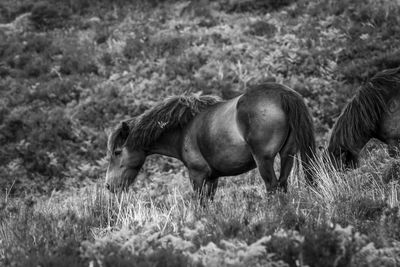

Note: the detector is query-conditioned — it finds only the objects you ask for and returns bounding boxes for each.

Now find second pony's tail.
[280,87,316,186]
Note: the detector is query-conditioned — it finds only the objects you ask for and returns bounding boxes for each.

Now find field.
[1,0,400,266]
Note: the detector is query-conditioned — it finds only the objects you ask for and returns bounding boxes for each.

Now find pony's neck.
[144,128,184,160]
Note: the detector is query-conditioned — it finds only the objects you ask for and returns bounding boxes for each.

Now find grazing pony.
[105,83,316,202]
[328,67,400,169]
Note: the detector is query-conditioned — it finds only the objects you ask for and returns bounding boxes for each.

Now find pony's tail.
[281,89,316,186]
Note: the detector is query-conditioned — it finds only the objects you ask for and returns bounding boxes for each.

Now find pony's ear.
[120,121,130,140]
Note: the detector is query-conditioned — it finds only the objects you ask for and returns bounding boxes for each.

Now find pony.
[328,67,400,169]
[105,82,316,202]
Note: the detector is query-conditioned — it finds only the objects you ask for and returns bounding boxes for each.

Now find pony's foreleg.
[188,168,212,205]
[204,178,219,201]
[254,155,279,192]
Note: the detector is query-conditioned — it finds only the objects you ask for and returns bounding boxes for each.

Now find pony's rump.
[243,82,316,184]
[245,82,316,161]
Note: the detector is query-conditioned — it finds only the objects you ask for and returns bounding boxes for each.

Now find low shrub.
[52,0,167,15]
[246,20,277,38]
[267,230,303,266]
[224,0,297,13]
[100,249,195,267]
[340,50,400,83]
[302,225,354,267]
[180,0,215,20]
[30,1,71,30]
[165,52,207,79]
[0,33,55,78]
[10,107,76,177]
[380,207,400,241]
[0,0,34,23]
[23,53,51,77]
[59,42,98,75]
[24,33,53,53]
[334,196,387,226]
[71,84,132,128]
[151,34,189,58]
[123,36,149,60]
[60,54,98,75]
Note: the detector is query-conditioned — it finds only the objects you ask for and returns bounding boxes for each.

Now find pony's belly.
[210,146,256,176]
[198,97,257,175]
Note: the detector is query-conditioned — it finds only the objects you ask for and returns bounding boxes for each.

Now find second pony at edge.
[105,82,316,202]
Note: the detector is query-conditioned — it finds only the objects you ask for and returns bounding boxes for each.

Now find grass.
[1,150,400,266]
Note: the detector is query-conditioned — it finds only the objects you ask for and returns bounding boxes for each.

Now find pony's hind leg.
[278,132,296,192]
[253,155,279,192]
[279,153,295,192]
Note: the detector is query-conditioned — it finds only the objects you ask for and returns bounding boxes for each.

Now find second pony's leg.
[278,132,296,192]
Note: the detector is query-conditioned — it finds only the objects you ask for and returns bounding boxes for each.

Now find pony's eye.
[114,150,122,156]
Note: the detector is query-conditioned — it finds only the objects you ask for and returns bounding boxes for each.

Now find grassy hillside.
[1,0,400,266]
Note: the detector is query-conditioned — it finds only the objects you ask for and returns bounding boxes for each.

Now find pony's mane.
[125,94,222,148]
[329,67,400,153]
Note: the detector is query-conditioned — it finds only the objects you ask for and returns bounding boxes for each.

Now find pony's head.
[105,121,145,193]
